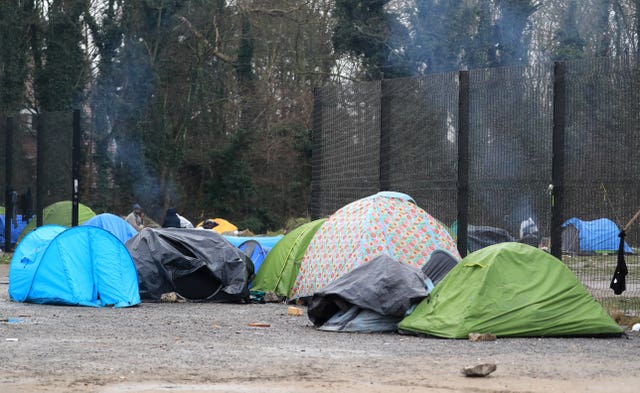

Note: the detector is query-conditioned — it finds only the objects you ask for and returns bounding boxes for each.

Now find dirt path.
[1,263,640,393]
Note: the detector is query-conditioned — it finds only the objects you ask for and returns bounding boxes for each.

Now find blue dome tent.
[562,218,633,254]
[9,225,140,307]
[224,235,283,249]
[238,239,271,281]
[81,213,138,244]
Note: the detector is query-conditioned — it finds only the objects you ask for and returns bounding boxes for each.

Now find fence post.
[310,88,322,219]
[36,114,44,227]
[457,71,470,257]
[4,116,14,252]
[379,79,390,191]
[550,62,566,259]
[72,110,81,227]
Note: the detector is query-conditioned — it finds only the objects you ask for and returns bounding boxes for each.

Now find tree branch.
[178,16,236,65]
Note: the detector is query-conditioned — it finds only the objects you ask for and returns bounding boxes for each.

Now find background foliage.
[0,0,639,232]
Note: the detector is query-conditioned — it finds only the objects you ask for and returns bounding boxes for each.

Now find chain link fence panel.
[312,57,640,314]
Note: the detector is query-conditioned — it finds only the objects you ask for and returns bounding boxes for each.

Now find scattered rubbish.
[248,323,271,328]
[249,291,265,303]
[5,338,19,342]
[462,363,497,377]
[287,306,303,316]
[1,318,23,324]
[468,332,496,342]
[631,323,640,332]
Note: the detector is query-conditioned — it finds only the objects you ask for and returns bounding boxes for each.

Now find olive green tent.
[250,218,326,298]
[399,242,623,338]
[18,201,96,243]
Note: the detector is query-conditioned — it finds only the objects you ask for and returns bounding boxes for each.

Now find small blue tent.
[238,239,271,280]
[224,235,283,249]
[9,225,140,307]
[81,213,138,244]
[562,218,633,254]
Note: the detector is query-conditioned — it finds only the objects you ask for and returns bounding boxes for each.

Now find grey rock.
[462,363,497,377]
[263,291,281,303]
[468,332,497,342]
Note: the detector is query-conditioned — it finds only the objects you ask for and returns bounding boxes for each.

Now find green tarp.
[399,242,623,338]
[250,218,326,298]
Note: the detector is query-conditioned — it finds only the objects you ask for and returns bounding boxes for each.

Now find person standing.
[162,207,181,228]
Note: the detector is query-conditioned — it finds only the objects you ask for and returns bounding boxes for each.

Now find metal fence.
[1,111,80,251]
[311,57,640,314]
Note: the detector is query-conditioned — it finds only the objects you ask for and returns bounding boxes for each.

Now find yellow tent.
[196,218,238,234]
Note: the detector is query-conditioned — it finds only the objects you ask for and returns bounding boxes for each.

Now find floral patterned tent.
[291,192,460,299]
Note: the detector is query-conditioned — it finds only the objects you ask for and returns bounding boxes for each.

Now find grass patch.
[0,252,11,264]
[609,310,640,326]
[600,296,640,318]
[561,254,640,316]
[563,254,640,281]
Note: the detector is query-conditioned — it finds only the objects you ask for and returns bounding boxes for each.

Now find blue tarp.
[81,213,138,244]
[563,217,633,253]
[0,214,31,246]
[9,225,140,307]
[224,235,283,249]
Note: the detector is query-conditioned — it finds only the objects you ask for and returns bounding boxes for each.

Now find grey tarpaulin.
[307,254,429,332]
[126,228,252,302]
[468,225,515,252]
[421,250,458,285]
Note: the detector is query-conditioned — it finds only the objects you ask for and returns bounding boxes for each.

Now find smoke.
[492,0,542,66]
[88,18,163,215]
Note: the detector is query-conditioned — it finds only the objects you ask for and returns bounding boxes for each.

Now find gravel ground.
[1,263,640,393]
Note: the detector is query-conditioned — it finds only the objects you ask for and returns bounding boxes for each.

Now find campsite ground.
[1,263,640,393]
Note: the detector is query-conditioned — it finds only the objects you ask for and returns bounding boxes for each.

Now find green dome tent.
[399,242,623,338]
[18,201,96,242]
[250,218,326,298]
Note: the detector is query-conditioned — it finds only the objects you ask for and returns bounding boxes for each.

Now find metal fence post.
[457,71,470,257]
[379,79,390,192]
[36,114,44,227]
[4,116,14,252]
[551,62,566,259]
[310,88,322,219]
[72,110,81,227]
